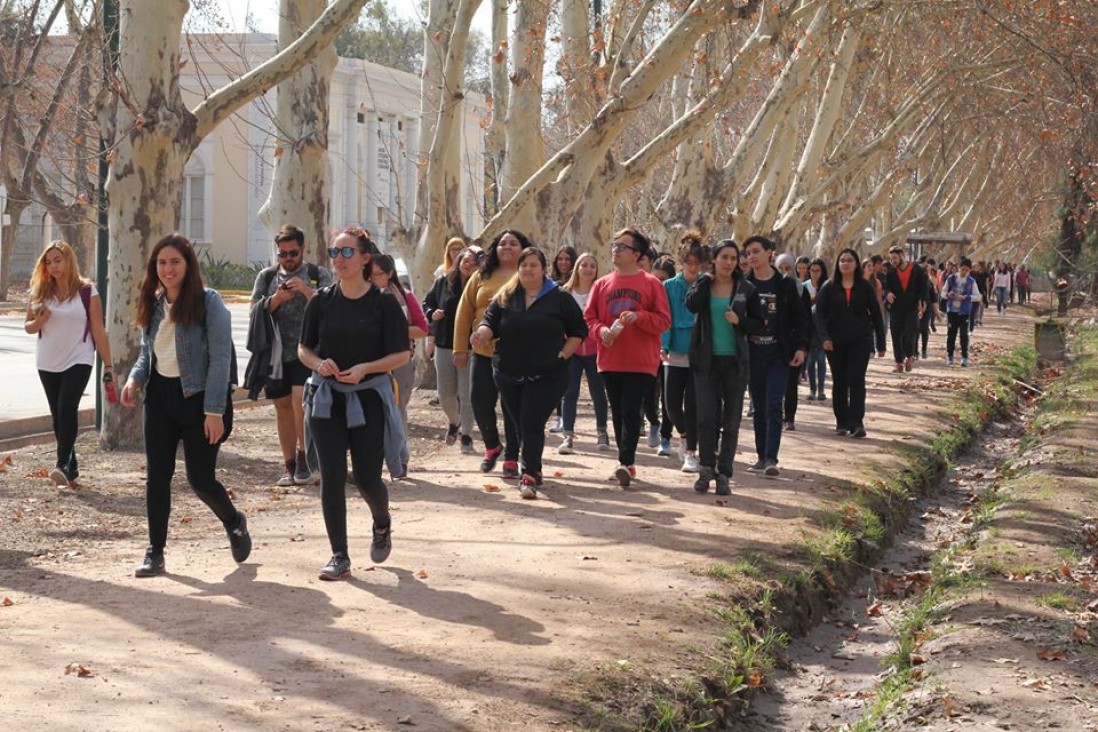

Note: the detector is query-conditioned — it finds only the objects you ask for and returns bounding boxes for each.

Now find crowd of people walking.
[24,227,1027,580]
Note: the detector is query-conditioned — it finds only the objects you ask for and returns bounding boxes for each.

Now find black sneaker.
[693,467,713,494]
[850,425,867,439]
[370,525,392,564]
[835,426,850,436]
[445,423,459,446]
[715,473,731,496]
[764,462,780,477]
[746,459,765,472]
[293,450,313,485]
[319,553,351,581]
[480,445,503,473]
[134,547,165,578]
[460,434,475,455]
[227,512,252,563]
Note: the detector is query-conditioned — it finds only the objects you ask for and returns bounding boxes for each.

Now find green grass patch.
[1036,591,1079,612]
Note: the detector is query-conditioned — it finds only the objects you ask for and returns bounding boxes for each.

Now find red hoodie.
[584,270,671,376]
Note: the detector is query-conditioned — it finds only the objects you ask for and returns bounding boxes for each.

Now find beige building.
[8,33,486,277]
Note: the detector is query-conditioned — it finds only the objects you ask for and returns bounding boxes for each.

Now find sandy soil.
[0,309,1039,731]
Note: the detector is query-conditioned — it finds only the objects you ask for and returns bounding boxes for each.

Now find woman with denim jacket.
[685,239,764,494]
[121,234,249,578]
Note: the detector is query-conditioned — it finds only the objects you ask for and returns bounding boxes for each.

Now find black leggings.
[496,368,569,477]
[38,363,92,478]
[309,389,389,557]
[825,338,872,432]
[663,364,697,451]
[471,353,519,458]
[144,371,237,551]
[693,357,746,476]
[603,371,655,466]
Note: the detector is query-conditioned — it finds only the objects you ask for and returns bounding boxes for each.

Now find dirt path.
[0,310,1032,731]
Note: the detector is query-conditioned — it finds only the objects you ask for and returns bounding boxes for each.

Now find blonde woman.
[24,241,113,487]
[557,252,609,453]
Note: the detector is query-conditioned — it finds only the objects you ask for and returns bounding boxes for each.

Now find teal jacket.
[660,272,697,355]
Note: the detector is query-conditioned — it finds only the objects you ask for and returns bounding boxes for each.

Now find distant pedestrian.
[558,252,610,454]
[24,241,115,488]
[804,257,829,401]
[942,257,979,366]
[884,245,929,372]
[993,264,1011,314]
[550,245,578,285]
[120,234,250,578]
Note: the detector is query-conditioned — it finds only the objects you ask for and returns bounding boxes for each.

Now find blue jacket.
[661,272,697,354]
[129,289,237,414]
[942,273,978,316]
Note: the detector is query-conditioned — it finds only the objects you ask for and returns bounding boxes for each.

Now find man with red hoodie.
[585,229,671,487]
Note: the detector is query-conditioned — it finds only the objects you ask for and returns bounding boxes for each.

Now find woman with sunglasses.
[423,247,480,453]
[299,228,410,580]
[120,234,248,577]
[470,247,587,497]
[453,230,526,475]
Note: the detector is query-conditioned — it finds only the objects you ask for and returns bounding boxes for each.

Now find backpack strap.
[307,262,320,286]
[260,265,279,294]
[79,284,92,343]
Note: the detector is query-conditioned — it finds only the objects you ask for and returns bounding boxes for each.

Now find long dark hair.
[136,233,205,329]
[831,248,863,284]
[808,257,829,288]
[550,245,577,283]
[372,254,408,300]
[711,238,742,283]
[446,248,479,294]
[481,229,532,279]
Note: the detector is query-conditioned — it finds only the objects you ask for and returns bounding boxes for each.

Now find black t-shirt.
[748,272,780,346]
[300,285,409,374]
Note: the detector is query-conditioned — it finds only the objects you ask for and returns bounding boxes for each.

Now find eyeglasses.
[276,249,301,259]
[611,242,638,253]
[328,246,358,259]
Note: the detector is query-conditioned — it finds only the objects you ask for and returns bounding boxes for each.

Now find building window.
[181,173,206,242]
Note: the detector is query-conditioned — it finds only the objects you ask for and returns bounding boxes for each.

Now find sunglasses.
[276,249,301,259]
[328,246,359,259]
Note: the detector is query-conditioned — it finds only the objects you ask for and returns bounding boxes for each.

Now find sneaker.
[480,445,503,473]
[293,451,313,485]
[714,473,731,496]
[835,426,850,436]
[947,355,955,365]
[445,423,459,446]
[799,371,808,384]
[502,460,520,480]
[558,434,575,455]
[681,451,700,473]
[783,421,795,431]
[921,348,928,360]
[764,462,780,477]
[657,438,671,457]
[49,467,69,487]
[693,466,713,493]
[519,474,538,500]
[370,525,392,564]
[614,465,635,488]
[904,357,914,372]
[850,425,867,438]
[549,416,564,434]
[596,430,610,451]
[746,459,765,472]
[460,435,475,455]
[319,552,352,581]
[646,424,660,449]
[227,512,252,563]
[893,362,904,373]
[134,547,165,578]
[961,357,970,367]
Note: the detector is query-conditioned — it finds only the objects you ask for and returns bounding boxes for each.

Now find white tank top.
[35,286,96,373]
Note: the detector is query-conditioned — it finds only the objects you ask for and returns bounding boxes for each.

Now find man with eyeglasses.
[584,228,671,488]
[248,224,333,486]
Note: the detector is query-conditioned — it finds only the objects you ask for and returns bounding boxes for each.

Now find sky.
[210,0,492,37]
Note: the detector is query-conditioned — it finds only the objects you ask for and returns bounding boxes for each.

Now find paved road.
[0,302,253,422]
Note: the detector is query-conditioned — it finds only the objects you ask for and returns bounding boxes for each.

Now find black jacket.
[422,273,465,350]
[481,282,588,378]
[746,270,812,360]
[684,273,764,373]
[885,262,929,315]
[814,277,886,351]
[243,298,275,400]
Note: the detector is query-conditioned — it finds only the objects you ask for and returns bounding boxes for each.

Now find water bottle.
[103,372,119,405]
[609,316,626,337]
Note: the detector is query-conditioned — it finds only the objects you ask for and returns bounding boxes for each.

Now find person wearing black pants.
[814,248,886,438]
[121,234,249,578]
[299,227,411,581]
[470,353,520,462]
[25,241,115,487]
[473,246,586,497]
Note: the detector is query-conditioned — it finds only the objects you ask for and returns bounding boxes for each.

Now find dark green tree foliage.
[335,1,422,73]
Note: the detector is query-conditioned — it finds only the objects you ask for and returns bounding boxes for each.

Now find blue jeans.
[807,346,827,392]
[561,353,608,432]
[748,345,789,464]
[995,286,1007,313]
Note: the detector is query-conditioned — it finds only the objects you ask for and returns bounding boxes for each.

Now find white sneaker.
[557,434,574,455]
[681,451,700,473]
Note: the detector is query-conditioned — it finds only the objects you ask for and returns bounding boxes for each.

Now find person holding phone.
[24,241,114,487]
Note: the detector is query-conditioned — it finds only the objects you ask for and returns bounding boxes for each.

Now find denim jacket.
[128,288,237,414]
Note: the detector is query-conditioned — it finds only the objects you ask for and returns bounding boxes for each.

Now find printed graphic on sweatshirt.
[606,287,645,319]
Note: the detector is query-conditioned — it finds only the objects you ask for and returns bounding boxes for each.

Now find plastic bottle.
[103,373,119,405]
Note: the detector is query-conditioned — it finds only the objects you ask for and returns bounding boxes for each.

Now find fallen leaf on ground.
[577,555,598,561]
[397,715,416,725]
[746,668,764,687]
[0,455,12,472]
[943,696,959,717]
[1036,647,1066,661]
[1021,677,1049,689]
[1070,624,1091,643]
[866,601,882,617]
[27,468,49,478]
[990,657,1018,664]
[180,516,193,524]
[414,569,429,579]
[553,471,564,478]
[2,597,13,606]
[64,663,95,677]
[290,535,304,542]
[482,484,501,493]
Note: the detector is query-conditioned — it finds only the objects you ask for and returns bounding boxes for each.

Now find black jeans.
[825,338,872,432]
[663,364,697,451]
[144,371,237,551]
[603,371,655,466]
[890,309,920,363]
[643,368,672,438]
[783,363,800,424]
[693,357,746,476]
[471,353,519,458]
[495,368,569,477]
[38,363,92,479]
[946,312,970,359]
[309,388,389,557]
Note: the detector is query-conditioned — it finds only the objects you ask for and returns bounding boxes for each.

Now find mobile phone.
[279,281,291,290]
